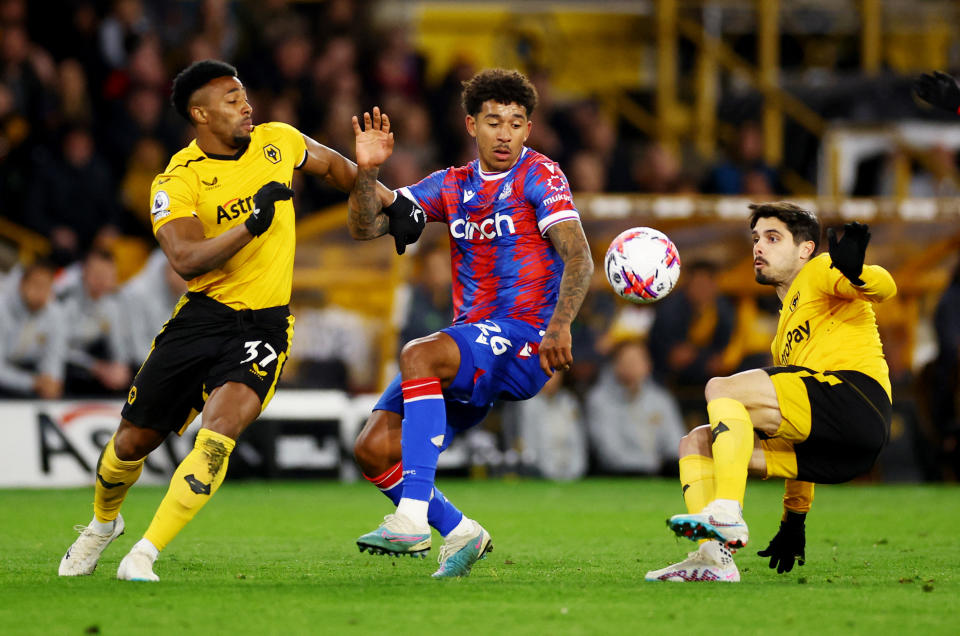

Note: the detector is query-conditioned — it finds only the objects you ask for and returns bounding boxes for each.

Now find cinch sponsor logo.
[779,319,810,364]
[450,212,515,240]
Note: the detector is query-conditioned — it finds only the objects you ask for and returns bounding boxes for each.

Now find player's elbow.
[165,250,202,281]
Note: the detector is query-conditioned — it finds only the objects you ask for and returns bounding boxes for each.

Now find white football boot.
[117,545,160,582]
[59,514,125,576]
[667,500,749,549]
[645,540,740,582]
[432,519,493,578]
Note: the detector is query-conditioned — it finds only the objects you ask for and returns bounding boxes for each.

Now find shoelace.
[67,525,111,559]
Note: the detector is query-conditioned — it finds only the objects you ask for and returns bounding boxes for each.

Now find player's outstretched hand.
[246,181,294,237]
[914,71,960,113]
[353,106,394,169]
[538,325,573,378]
[827,221,870,286]
[383,194,425,255]
[757,511,806,574]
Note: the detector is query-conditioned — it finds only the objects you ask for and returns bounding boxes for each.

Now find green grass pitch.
[1,478,957,634]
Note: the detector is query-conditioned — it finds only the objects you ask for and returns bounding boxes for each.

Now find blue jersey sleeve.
[523,160,580,235]
[399,168,449,223]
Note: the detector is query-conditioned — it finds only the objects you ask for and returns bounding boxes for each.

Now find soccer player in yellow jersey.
[58,60,404,581]
[646,202,897,582]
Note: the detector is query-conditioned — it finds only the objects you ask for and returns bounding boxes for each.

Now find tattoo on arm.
[347,167,389,239]
[547,221,594,326]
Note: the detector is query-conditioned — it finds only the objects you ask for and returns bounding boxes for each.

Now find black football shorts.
[121,292,294,434]
[761,366,891,484]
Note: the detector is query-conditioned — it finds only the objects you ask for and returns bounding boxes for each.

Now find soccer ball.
[604,227,681,304]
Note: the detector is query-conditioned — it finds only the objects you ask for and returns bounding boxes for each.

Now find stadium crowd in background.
[0,0,956,481]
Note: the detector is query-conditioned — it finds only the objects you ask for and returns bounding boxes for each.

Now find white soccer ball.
[604,227,681,304]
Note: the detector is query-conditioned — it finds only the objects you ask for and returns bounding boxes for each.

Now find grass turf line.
[1,479,957,635]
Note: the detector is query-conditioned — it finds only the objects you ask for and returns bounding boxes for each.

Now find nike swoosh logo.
[708,516,744,527]
[97,473,125,489]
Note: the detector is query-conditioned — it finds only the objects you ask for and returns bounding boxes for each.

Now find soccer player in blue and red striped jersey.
[346,68,594,578]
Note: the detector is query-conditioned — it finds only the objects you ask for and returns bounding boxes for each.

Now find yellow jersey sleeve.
[806,252,897,304]
[149,171,198,234]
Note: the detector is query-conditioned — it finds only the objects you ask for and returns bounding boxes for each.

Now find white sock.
[712,498,743,518]
[396,498,430,530]
[444,515,474,538]
[133,538,159,561]
[90,517,115,534]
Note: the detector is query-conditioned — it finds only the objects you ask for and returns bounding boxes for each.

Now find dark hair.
[461,68,538,117]
[748,201,820,251]
[22,256,58,279]
[170,59,238,122]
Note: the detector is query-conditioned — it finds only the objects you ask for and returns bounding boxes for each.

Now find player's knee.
[398,338,435,377]
[679,425,713,457]
[398,334,459,380]
[113,429,153,461]
[704,375,734,403]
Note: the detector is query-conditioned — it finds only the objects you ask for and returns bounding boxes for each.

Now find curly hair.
[461,68,538,117]
[748,201,821,251]
[170,59,238,123]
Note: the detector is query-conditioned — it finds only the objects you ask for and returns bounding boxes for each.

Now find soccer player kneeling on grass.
[646,202,896,582]
[58,60,399,581]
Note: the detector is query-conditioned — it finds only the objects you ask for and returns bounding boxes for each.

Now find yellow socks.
[93,436,145,523]
[679,454,715,514]
[783,479,815,518]
[707,397,754,505]
[143,429,235,551]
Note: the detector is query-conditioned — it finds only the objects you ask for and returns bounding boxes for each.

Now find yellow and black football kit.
[121,122,304,433]
[760,253,897,484]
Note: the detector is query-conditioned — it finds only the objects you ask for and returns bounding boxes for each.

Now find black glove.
[246,181,294,237]
[827,221,870,286]
[757,511,806,574]
[914,71,960,113]
[384,193,425,255]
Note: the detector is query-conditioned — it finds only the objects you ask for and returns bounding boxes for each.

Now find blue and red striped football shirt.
[399,147,579,331]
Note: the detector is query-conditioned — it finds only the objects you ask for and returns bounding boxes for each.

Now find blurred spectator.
[702,121,779,195]
[908,145,960,198]
[0,258,66,398]
[632,142,682,193]
[371,29,426,102]
[504,371,588,481]
[119,137,166,236]
[118,248,186,365]
[98,0,152,70]
[195,0,240,61]
[1,22,56,127]
[585,339,685,475]
[568,150,607,193]
[25,125,120,264]
[100,85,179,179]
[54,58,92,127]
[648,260,736,395]
[930,260,960,479]
[399,244,453,347]
[59,249,132,396]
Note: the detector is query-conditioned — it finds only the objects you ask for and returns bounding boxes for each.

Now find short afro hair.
[171,59,238,123]
[461,68,538,117]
